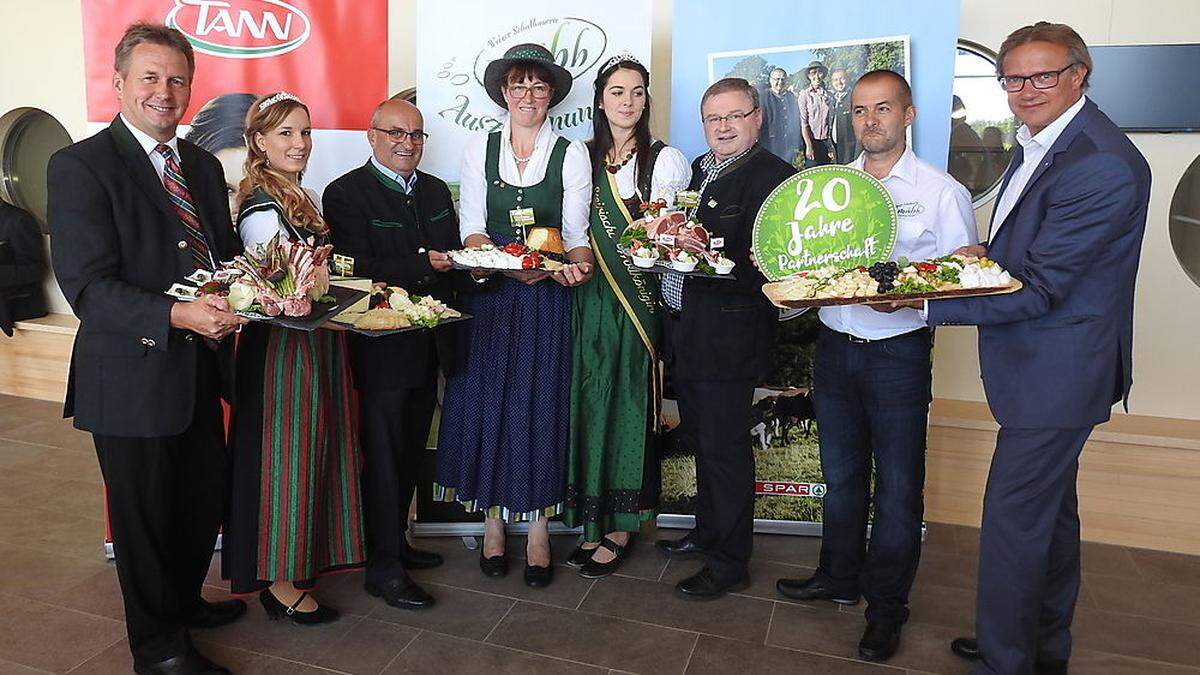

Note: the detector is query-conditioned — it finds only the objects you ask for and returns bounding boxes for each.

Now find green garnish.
[890,277,936,294]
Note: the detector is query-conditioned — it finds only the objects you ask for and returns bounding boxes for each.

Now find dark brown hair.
[114,22,195,76]
[504,63,556,90]
[590,61,654,188]
[700,77,760,111]
[997,22,1092,88]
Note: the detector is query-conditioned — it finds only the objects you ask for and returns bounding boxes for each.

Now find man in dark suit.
[323,99,464,610]
[909,23,1150,675]
[47,23,247,675]
[655,78,796,600]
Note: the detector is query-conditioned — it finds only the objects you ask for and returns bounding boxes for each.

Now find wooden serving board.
[329,312,472,337]
[762,279,1023,309]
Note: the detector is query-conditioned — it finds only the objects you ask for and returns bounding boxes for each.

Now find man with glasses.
[898,23,1150,674]
[655,77,795,600]
[323,98,465,610]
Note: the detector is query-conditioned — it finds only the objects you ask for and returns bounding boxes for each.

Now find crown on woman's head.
[600,51,645,74]
[258,91,302,111]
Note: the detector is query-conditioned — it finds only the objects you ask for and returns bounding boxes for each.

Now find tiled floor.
[2,392,1199,674]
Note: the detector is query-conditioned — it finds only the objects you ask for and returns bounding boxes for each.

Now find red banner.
[81,0,387,130]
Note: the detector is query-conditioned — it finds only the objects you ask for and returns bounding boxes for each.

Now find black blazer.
[47,116,241,436]
[675,147,796,383]
[323,163,467,391]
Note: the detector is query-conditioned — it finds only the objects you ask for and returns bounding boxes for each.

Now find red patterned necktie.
[155,143,213,270]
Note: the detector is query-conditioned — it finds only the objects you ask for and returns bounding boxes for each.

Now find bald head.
[368,99,425,177]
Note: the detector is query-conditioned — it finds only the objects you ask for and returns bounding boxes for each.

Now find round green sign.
[752,165,898,281]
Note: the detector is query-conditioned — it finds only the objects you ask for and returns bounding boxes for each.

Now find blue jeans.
[811,325,932,625]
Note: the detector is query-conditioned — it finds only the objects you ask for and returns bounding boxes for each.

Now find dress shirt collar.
[501,117,553,154]
[121,113,179,158]
[850,145,917,186]
[370,156,418,194]
[1015,94,1087,152]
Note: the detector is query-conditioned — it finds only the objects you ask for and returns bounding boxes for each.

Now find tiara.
[600,51,644,74]
[259,91,302,111]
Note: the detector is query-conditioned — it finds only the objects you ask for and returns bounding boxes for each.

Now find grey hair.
[700,77,760,111]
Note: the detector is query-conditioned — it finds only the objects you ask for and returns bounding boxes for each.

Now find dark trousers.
[360,384,437,586]
[674,377,757,582]
[811,326,932,625]
[94,352,225,664]
[973,426,1092,675]
[804,138,834,168]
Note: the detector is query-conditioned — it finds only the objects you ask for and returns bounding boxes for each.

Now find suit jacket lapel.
[110,116,178,224]
[991,100,1097,239]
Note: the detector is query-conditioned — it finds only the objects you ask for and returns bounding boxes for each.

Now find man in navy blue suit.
[908,23,1150,675]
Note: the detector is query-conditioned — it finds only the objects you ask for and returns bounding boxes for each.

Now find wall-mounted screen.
[1088,44,1200,132]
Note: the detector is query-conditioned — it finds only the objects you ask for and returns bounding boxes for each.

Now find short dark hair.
[998,22,1092,89]
[769,68,787,78]
[700,77,760,111]
[114,22,195,76]
[504,63,556,89]
[854,69,913,107]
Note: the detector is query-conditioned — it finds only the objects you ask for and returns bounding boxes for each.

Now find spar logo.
[755,481,827,498]
[165,0,311,59]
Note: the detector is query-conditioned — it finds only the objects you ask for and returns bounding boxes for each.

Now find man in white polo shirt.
[775,69,975,662]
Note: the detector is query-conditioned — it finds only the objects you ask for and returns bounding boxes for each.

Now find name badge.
[509,207,536,228]
[710,237,725,250]
[332,254,355,276]
[674,190,700,209]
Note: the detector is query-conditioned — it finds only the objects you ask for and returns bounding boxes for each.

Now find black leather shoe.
[950,637,1067,673]
[1035,658,1069,675]
[134,648,230,675]
[950,637,981,661]
[183,598,247,629]
[655,534,706,561]
[259,588,339,625]
[524,562,554,587]
[400,543,444,570]
[566,543,598,568]
[579,536,633,579]
[858,621,902,661]
[775,576,859,605]
[675,567,749,601]
[479,551,509,578]
[365,577,436,610]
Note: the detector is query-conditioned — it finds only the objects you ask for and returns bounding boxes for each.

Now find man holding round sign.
[769,70,975,662]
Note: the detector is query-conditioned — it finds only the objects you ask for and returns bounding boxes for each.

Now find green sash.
[589,167,663,423]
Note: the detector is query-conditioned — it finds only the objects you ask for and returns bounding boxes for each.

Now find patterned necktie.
[155,144,213,270]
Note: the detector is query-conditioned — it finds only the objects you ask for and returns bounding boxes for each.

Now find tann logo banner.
[80,0,388,194]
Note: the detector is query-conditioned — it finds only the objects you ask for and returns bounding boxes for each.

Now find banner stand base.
[656,515,926,541]
[105,534,223,561]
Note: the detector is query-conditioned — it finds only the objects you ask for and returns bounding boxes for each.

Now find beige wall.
[3,0,1199,420]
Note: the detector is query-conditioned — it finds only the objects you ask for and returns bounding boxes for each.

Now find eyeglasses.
[997,63,1078,93]
[702,107,758,126]
[372,127,428,144]
[506,83,553,100]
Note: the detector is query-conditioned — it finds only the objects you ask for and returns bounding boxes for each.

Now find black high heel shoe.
[259,588,340,625]
[479,550,509,577]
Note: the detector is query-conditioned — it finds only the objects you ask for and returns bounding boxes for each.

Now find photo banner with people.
[80,0,388,198]
[415,0,653,188]
[663,0,960,532]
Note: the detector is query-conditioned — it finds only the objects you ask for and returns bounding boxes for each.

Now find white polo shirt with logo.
[818,146,976,340]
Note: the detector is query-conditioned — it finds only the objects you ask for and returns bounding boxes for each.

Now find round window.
[948,40,1017,207]
[1170,154,1200,288]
